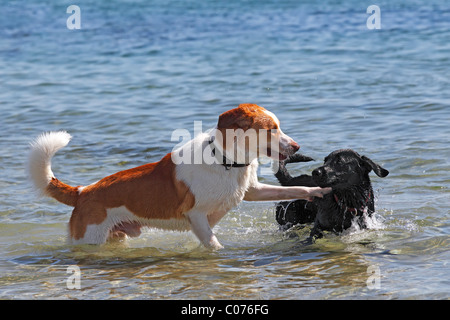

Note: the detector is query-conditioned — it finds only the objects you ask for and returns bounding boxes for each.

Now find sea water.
[0,0,449,299]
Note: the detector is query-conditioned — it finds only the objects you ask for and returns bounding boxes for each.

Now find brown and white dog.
[28,104,330,249]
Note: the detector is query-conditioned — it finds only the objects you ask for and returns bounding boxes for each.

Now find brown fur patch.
[46,178,79,207]
[68,153,195,240]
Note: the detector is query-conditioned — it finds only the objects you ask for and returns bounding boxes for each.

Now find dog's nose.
[312,167,323,177]
[291,141,300,153]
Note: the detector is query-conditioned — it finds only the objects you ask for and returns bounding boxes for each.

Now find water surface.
[0,0,449,299]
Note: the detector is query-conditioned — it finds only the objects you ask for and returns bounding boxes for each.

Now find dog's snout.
[312,167,323,177]
[291,141,300,153]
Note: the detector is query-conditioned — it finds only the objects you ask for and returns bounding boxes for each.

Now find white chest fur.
[172,132,259,213]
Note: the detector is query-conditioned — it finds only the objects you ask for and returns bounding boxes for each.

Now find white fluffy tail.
[28,131,72,195]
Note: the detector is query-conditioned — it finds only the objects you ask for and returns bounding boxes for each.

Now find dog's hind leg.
[68,204,109,245]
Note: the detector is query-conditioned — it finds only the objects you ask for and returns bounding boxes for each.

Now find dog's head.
[311,149,389,188]
[215,104,300,163]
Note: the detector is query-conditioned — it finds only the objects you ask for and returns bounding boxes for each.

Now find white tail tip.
[27,131,72,194]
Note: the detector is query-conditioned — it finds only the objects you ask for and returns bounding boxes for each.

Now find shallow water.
[0,0,449,299]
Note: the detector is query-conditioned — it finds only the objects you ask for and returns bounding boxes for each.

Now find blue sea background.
[0,0,449,299]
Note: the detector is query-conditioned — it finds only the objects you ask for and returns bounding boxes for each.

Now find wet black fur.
[274,150,389,240]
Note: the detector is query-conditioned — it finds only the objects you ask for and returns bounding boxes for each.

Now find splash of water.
[344,207,386,236]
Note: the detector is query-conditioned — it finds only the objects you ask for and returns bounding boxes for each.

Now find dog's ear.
[361,155,389,177]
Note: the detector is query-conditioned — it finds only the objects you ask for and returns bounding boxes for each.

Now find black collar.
[208,138,251,170]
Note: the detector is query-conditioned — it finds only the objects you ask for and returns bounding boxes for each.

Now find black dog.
[274,149,389,239]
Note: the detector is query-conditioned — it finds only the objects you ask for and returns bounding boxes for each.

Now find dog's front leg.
[309,219,324,241]
[186,210,224,250]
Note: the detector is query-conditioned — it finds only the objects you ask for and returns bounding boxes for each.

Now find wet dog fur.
[274,149,389,240]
